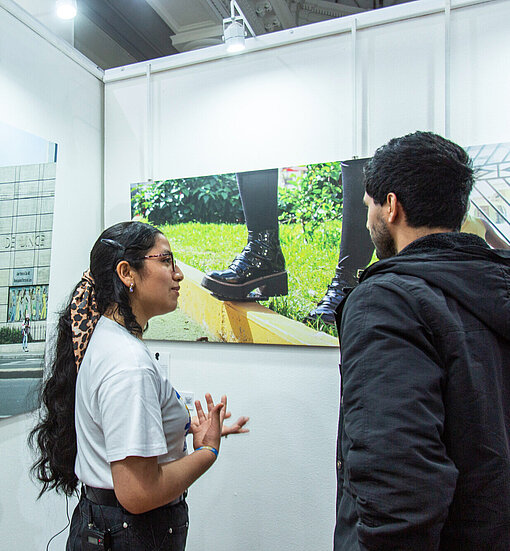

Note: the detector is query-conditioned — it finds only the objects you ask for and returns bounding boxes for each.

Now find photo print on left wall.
[131,161,349,347]
[0,121,57,417]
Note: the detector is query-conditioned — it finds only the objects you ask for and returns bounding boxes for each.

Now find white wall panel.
[450,0,510,146]
[0,7,103,317]
[153,34,352,178]
[104,78,146,223]
[104,27,350,551]
[147,340,340,551]
[357,12,445,155]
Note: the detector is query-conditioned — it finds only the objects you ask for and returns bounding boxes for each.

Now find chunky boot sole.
[201,271,288,301]
[305,309,337,325]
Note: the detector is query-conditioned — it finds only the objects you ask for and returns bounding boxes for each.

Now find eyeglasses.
[143,252,176,271]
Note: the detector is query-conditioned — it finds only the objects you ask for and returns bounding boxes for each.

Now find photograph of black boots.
[201,229,288,301]
[305,273,347,325]
[306,158,374,325]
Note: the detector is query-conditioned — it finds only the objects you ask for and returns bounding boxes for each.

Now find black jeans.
[66,491,189,551]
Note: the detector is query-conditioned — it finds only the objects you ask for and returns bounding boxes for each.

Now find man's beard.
[370,217,397,260]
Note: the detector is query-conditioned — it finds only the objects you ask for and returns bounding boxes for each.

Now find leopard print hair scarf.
[71,270,100,372]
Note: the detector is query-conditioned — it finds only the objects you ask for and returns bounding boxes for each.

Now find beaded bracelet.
[195,445,218,457]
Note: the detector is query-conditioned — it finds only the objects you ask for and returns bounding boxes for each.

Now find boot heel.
[260,271,288,297]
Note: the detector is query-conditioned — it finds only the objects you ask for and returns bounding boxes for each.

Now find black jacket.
[334,233,510,551]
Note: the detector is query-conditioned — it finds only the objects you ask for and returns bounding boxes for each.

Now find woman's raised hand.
[191,394,250,449]
[191,393,225,452]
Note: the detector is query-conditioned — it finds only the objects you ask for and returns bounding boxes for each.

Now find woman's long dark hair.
[29,221,162,496]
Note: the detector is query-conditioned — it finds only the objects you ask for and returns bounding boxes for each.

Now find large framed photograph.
[0,122,57,417]
[131,162,345,346]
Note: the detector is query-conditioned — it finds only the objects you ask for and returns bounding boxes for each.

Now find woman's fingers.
[220,395,227,424]
[205,393,214,416]
[235,416,250,430]
[195,400,206,424]
[189,415,199,432]
[198,393,230,427]
[222,416,250,436]
[210,402,224,425]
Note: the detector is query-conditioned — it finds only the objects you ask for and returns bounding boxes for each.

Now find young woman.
[21,315,30,352]
[30,221,248,551]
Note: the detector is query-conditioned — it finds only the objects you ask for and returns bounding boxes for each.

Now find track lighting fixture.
[56,0,77,20]
[223,1,255,54]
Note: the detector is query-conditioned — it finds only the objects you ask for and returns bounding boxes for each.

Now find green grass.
[159,221,344,338]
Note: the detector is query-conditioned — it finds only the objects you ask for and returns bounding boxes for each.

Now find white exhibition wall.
[0,3,103,550]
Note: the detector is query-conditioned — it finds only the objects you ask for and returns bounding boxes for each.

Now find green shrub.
[0,326,31,344]
[132,174,243,226]
[278,162,343,242]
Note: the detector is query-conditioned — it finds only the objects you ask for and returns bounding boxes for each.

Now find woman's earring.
[129,282,134,293]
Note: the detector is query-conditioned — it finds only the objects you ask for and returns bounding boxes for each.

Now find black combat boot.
[201,229,288,300]
[306,157,374,325]
[306,268,348,325]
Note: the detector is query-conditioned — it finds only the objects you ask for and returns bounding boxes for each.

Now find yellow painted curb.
[178,261,337,347]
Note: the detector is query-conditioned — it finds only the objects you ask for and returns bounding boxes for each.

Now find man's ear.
[386,192,401,224]
[116,260,134,289]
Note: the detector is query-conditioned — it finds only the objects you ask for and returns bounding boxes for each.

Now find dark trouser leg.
[307,158,374,324]
[238,169,278,231]
[201,169,288,300]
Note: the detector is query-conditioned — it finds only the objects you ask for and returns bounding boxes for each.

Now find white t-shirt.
[75,316,191,489]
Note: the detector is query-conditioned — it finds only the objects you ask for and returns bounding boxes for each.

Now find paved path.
[0,342,46,355]
[0,356,43,377]
[0,377,41,417]
[0,354,43,417]
[0,357,43,369]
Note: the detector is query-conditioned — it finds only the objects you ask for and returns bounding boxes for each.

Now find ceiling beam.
[170,25,224,48]
[235,0,268,35]
[203,0,231,19]
[302,0,366,17]
[271,0,296,29]
[80,0,178,61]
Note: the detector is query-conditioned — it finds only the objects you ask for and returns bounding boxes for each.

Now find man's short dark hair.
[364,131,474,231]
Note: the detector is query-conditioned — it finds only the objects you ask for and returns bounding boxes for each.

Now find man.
[334,131,510,551]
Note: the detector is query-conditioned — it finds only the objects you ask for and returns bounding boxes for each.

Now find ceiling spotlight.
[223,1,255,54]
[223,18,246,53]
[56,0,77,20]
